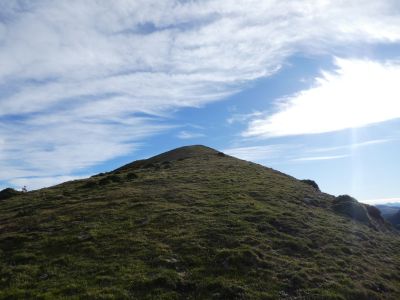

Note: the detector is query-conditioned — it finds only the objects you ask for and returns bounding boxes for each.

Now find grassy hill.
[0,145,399,299]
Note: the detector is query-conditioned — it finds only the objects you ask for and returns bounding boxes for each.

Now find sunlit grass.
[0,146,399,299]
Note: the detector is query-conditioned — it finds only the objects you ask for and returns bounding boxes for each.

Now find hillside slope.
[0,145,399,299]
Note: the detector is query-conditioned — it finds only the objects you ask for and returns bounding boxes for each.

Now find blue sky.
[0,1,400,204]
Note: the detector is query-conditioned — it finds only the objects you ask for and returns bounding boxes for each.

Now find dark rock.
[300,179,320,191]
[365,204,384,223]
[333,195,370,223]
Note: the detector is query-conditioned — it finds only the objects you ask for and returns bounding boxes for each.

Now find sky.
[0,0,400,205]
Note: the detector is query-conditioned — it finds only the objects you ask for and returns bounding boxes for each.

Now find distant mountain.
[376,204,400,218]
[0,145,399,299]
[375,204,400,230]
[388,202,400,207]
[388,210,400,230]
[379,202,400,208]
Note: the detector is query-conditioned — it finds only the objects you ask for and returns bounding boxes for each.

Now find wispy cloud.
[227,111,263,125]
[244,58,400,138]
[224,144,299,162]
[1,1,400,188]
[292,154,349,162]
[176,131,205,139]
[224,136,390,165]
[308,138,393,153]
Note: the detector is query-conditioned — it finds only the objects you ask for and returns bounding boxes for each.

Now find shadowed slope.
[0,145,399,299]
[388,211,400,229]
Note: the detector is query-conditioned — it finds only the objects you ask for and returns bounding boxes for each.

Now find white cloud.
[244,58,400,137]
[177,131,205,139]
[1,0,400,188]
[224,144,297,162]
[224,144,348,164]
[292,154,349,162]
[223,135,391,167]
[361,197,400,205]
[227,111,263,125]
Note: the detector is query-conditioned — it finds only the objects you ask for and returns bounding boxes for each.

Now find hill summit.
[0,145,399,299]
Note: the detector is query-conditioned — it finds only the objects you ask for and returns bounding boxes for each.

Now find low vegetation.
[0,145,399,299]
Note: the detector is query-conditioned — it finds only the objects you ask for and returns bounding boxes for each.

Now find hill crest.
[114,145,220,172]
[0,144,399,299]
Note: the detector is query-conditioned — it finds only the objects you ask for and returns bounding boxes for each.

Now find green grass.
[0,145,399,299]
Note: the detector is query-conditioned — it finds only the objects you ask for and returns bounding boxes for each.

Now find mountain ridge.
[0,145,399,299]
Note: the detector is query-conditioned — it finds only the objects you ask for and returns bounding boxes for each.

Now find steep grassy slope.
[0,145,399,299]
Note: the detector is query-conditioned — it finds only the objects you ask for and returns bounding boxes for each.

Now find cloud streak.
[292,154,349,162]
[308,138,393,153]
[1,0,400,188]
[223,144,305,163]
[177,131,205,139]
